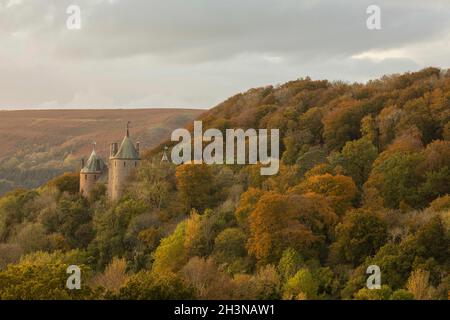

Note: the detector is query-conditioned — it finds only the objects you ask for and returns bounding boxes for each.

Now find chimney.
[81,158,85,168]
[110,142,118,157]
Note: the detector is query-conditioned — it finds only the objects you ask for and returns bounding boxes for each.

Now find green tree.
[354,285,393,300]
[176,164,217,212]
[365,151,424,208]
[277,248,304,282]
[0,251,93,300]
[283,268,318,300]
[333,209,388,265]
[332,138,378,188]
[213,228,247,265]
[152,222,187,273]
[113,270,195,300]
[47,173,80,195]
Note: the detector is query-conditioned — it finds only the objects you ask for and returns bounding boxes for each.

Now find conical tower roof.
[111,135,140,160]
[81,150,106,173]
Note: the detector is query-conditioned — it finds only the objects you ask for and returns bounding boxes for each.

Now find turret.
[108,123,141,201]
[80,146,107,197]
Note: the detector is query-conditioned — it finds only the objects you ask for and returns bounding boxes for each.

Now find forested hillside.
[0,68,449,300]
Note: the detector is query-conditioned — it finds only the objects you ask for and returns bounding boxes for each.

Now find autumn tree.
[181,257,234,299]
[247,192,322,264]
[90,257,129,294]
[322,99,363,151]
[235,188,265,229]
[293,173,357,215]
[406,269,436,300]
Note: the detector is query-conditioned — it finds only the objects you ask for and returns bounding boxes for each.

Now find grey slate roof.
[81,150,107,173]
[111,136,140,160]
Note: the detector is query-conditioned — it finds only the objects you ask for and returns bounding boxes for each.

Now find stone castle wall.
[80,172,100,197]
[108,159,140,201]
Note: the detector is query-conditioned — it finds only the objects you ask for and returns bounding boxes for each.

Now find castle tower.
[108,123,141,201]
[80,146,107,197]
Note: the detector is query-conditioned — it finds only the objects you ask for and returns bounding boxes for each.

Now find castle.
[80,125,141,201]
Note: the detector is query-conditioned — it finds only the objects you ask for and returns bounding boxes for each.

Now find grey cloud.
[0,0,449,108]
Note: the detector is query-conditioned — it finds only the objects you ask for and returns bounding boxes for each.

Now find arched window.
[85,174,87,180]
[135,161,137,167]
[123,162,126,167]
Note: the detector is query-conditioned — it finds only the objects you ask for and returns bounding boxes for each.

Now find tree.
[181,257,234,299]
[90,257,129,294]
[47,173,80,195]
[213,228,247,265]
[391,289,414,300]
[413,216,448,264]
[235,188,264,229]
[176,164,217,212]
[283,268,318,300]
[333,209,388,265]
[354,285,393,300]
[322,99,363,151]
[293,173,357,215]
[129,160,176,210]
[429,195,450,212]
[296,146,328,176]
[331,138,378,188]
[232,265,281,300]
[247,192,321,264]
[0,251,93,299]
[0,244,22,270]
[0,189,38,241]
[277,248,304,282]
[361,114,379,148]
[287,193,338,238]
[14,222,49,253]
[113,270,195,300]
[152,222,187,273]
[91,198,147,269]
[406,269,435,300]
[56,196,94,248]
[365,151,424,209]
[397,98,440,144]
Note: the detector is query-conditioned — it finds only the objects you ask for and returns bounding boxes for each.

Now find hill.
[0,108,204,195]
[0,68,448,300]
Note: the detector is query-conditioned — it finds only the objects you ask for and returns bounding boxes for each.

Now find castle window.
[85,174,87,180]
[115,162,117,167]
[94,175,97,180]
[135,161,137,167]
[124,162,126,167]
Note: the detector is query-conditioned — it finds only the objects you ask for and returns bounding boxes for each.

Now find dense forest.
[0,67,449,300]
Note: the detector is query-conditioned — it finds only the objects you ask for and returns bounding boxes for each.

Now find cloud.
[0,0,450,108]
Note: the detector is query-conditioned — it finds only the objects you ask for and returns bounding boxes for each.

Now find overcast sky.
[1,0,450,109]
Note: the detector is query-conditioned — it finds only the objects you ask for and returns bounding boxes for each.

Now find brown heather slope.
[0,108,204,195]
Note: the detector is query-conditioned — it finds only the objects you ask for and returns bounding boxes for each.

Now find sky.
[1,0,450,110]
